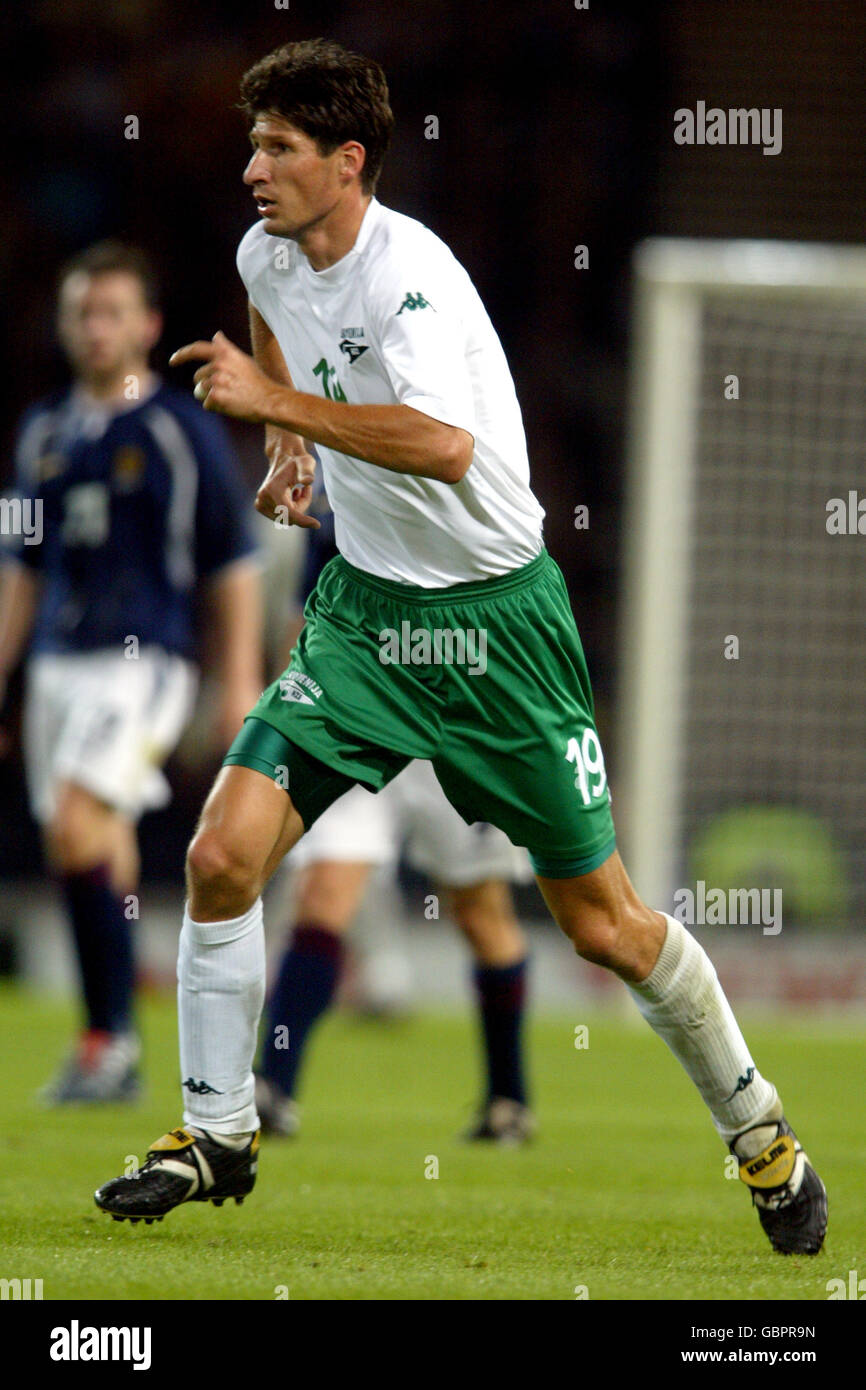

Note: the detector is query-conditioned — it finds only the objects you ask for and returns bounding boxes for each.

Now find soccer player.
[95,40,827,1254]
[0,241,261,1102]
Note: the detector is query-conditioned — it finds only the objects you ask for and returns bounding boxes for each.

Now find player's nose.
[242,151,269,186]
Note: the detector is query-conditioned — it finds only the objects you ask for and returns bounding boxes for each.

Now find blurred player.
[0,241,261,1103]
[257,480,534,1144]
[96,41,826,1256]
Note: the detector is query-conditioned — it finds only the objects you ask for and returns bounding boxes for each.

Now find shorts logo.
[279,672,323,705]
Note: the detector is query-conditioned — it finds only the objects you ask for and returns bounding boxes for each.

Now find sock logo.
[183,1077,224,1095]
[723,1066,755,1103]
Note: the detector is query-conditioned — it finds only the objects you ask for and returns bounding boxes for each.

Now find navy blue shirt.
[9,382,257,660]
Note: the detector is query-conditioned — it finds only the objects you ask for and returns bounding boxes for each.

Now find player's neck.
[77,365,156,406]
[298,192,373,272]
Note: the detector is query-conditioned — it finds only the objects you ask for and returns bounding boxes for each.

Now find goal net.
[616,239,866,931]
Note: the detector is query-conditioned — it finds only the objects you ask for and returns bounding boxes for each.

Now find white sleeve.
[370,260,476,436]
[236,224,273,322]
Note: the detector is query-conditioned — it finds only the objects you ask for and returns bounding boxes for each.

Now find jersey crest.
[339,338,370,363]
[112,445,146,492]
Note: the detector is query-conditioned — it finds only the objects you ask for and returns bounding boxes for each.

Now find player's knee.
[45,791,108,871]
[564,911,622,969]
[457,906,524,957]
[45,815,78,870]
[558,904,641,971]
[559,901,663,978]
[452,881,517,934]
[186,828,259,900]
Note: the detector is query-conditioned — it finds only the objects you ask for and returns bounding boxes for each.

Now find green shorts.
[224,549,616,878]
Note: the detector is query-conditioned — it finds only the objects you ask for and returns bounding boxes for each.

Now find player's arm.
[247,304,320,530]
[0,560,41,735]
[203,556,264,747]
[170,332,474,490]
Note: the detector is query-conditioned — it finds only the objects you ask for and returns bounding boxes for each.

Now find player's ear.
[144,310,163,354]
[339,140,366,186]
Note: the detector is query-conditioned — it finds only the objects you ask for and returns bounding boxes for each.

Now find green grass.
[0,985,863,1300]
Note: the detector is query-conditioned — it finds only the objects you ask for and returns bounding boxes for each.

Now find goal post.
[616,238,866,928]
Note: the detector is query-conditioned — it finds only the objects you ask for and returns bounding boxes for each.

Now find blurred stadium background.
[2,0,865,1015]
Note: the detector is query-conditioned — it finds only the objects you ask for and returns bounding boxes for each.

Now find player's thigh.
[46,779,129,864]
[293,861,375,933]
[445,878,526,964]
[447,877,517,926]
[190,763,305,887]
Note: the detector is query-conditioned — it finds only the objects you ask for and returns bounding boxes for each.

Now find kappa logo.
[723,1066,755,1103]
[339,338,370,363]
[279,672,323,705]
[183,1077,223,1095]
[396,291,434,315]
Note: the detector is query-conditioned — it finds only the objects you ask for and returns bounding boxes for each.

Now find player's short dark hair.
[239,38,394,194]
[58,240,161,309]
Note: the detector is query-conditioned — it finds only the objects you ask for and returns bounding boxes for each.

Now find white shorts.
[24,647,198,824]
[289,758,533,887]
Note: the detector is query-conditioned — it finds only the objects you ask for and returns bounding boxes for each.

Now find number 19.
[565,730,607,805]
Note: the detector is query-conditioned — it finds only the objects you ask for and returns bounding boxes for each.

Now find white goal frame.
[615,237,866,909]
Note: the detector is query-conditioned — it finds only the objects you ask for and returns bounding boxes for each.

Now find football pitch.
[0,985,863,1302]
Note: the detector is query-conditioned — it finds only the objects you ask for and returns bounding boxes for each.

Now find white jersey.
[237,199,545,586]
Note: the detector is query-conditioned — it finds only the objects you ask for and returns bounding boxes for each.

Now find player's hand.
[169,332,278,424]
[255,440,320,530]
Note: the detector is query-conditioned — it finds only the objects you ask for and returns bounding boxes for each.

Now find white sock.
[628,914,779,1145]
[178,899,264,1135]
